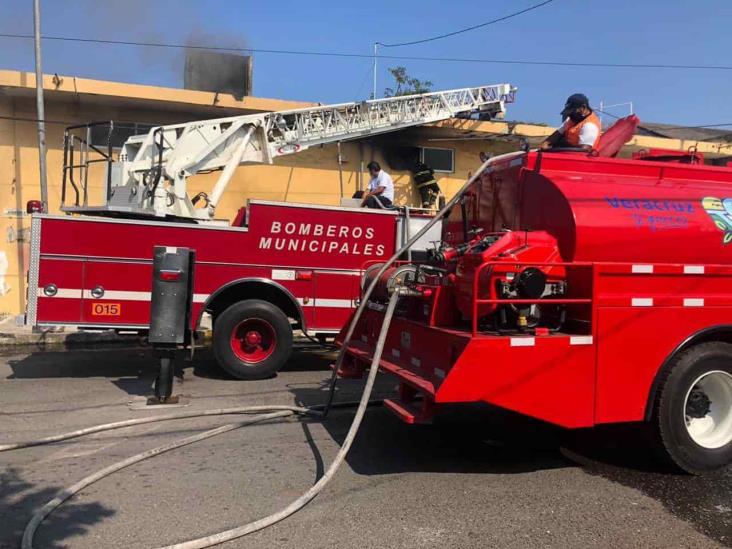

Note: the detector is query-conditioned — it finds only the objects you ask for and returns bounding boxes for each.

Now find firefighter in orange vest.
[540,93,601,151]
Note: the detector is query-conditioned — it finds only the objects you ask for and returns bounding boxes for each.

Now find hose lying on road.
[20,410,299,549]
[1,153,521,549]
[0,405,319,452]
[12,292,398,549]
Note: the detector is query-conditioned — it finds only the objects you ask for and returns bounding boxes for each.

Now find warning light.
[159,269,182,282]
[26,200,43,214]
[296,270,313,281]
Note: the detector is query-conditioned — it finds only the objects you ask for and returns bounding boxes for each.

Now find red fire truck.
[338,138,732,473]
[27,201,438,379]
[26,85,514,380]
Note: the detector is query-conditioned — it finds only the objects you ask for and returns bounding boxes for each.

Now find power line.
[377,0,555,48]
[1,33,731,71]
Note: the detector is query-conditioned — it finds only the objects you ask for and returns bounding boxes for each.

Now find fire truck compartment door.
[312,271,358,331]
[35,258,84,324]
[81,260,152,326]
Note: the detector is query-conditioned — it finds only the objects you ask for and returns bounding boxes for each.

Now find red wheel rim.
[230,319,276,364]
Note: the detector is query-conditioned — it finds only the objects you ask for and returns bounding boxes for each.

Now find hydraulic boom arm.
[69,84,516,221]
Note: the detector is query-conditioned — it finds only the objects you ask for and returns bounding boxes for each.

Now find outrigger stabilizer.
[148,246,196,403]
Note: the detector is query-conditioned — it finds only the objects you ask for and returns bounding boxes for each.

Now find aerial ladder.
[61,84,516,222]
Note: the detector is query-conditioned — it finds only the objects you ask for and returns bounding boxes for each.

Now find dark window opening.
[420,147,454,173]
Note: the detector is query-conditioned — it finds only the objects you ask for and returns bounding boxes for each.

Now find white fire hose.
[1,152,523,549]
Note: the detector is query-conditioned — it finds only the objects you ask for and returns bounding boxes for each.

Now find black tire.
[653,341,732,474]
[213,300,293,380]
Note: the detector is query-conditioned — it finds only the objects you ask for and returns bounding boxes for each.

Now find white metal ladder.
[98,84,516,220]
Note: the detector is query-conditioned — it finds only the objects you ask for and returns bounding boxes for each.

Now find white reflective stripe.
[632,298,653,307]
[434,368,446,379]
[298,297,353,308]
[37,287,82,299]
[570,336,593,345]
[510,337,535,347]
[684,298,704,307]
[271,269,296,281]
[40,287,208,303]
[83,290,151,301]
[632,264,654,274]
[315,298,353,308]
[391,348,400,358]
[164,246,177,253]
[684,265,705,274]
[314,269,361,276]
[411,357,421,367]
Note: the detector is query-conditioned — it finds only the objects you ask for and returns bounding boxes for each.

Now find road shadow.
[191,342,337,380]
[4,343,336,400]
[291,377,572,476]
[563,424,732,547]
[293,377,732,546]
[0,467,115,549]
[4,347,155,398]
[5,348,152,380]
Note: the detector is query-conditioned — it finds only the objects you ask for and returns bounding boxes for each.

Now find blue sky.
[0,0,730,127]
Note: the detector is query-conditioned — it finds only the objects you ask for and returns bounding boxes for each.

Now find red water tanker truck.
[339,149,732,473]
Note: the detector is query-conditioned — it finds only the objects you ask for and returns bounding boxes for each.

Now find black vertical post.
[149,246,195,403]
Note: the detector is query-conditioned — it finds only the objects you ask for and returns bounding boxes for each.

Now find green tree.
[384,66,433,97]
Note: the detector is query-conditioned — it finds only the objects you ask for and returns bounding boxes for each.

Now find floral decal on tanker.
[702,197,732,244]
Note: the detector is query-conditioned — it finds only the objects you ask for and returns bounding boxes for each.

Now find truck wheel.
[653,342,732,474]
[213,300,293,380]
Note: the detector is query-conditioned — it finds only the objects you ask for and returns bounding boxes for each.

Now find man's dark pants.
[363,195,393,209]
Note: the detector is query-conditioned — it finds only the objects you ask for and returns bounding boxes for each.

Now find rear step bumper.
[338,342,437,424]
[384,398,434,424]
[340,343,437,396]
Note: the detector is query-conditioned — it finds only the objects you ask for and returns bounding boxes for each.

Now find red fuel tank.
[453,151,732,264]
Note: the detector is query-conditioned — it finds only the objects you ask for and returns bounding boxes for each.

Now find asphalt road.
[0,344,729,549]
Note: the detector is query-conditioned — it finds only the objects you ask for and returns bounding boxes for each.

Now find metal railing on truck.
[62,122,116,210]
[61,121,163,212]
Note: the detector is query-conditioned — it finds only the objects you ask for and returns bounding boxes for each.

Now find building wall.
[0,94,509,317]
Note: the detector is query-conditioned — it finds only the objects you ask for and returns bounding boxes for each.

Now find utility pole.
[372,43,378,100]
[33,0,49,213]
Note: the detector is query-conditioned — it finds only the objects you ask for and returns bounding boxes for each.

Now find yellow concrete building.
[2,69,732,317]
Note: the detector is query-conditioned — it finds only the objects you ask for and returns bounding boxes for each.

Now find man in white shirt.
[361,161,394,209]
